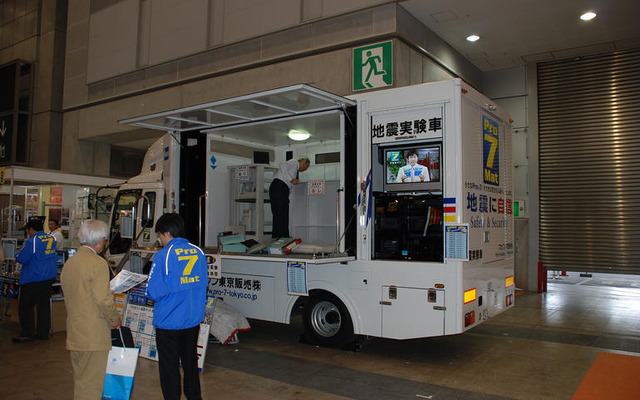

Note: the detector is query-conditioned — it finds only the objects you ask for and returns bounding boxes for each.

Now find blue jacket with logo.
[146,237,207,330]
[16,231,58,285]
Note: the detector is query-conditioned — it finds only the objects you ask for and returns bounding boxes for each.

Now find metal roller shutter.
[538,48,640,274]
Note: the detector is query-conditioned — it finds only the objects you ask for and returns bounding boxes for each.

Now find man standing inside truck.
[269,156,311,238]
[146,213,207,400]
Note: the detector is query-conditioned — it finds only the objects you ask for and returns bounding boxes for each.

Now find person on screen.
[395,150,430,183]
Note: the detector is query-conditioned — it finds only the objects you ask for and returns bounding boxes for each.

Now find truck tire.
[302,292,354,347]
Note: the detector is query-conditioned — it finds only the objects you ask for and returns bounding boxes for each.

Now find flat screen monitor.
[382,142,442,193]
[2,238,17,260]
[56,250,66,267]
[253,151,269,164]
[66,248,77,259]
[130,252,143,274]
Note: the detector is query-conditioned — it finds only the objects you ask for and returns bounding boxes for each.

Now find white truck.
[108,79,515,348]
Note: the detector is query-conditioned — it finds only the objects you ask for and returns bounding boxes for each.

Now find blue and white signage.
[483,115,500,186]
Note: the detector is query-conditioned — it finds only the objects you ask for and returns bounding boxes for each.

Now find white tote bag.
[102,329,140,400]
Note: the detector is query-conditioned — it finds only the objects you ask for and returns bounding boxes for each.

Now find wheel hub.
[310,300,342,337]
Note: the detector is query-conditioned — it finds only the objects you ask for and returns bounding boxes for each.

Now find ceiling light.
[466,35,480,42]
[288,129,310,141]
[580,12,596,21]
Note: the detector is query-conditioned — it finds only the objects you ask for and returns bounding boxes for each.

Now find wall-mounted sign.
[445,224,469,261]
[0,117,13,163]
[353,41,393,91]
[371,106,443,144]
[483,116,500,186]
[287,261,308,296]
[307,180,325,196]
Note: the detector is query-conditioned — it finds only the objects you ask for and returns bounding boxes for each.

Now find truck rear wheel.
[302,292,354,347]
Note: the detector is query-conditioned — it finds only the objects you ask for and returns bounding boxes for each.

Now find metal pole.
[8,174,14,237]
[199,191,208,248]
[336,188,343,252]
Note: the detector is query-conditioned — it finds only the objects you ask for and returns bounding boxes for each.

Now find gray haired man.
[269,156,310,238]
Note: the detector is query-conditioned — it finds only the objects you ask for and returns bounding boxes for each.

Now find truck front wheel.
[302,292,354,347]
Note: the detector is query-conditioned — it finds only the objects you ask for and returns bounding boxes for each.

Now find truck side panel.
[460,83,515,330]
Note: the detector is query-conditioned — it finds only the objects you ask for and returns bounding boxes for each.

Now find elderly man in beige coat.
[61,220,121,400]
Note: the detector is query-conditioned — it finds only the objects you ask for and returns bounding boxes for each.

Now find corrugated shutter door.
[538,48,640,274]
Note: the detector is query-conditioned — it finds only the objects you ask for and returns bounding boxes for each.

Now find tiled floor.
[1,271,639,400]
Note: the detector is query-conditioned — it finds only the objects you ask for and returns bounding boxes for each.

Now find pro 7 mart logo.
[483,116,500,186]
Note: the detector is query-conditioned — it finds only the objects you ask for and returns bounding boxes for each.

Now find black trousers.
[155,325,202,400]
[18,279,53,339]
[269,178,290,238]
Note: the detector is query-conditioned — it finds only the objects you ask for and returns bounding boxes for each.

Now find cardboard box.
[219,233,245,245]
[221,243,247,253]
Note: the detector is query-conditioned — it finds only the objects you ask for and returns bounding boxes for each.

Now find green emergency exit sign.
[353,41,393,91]
[514,200,525,217]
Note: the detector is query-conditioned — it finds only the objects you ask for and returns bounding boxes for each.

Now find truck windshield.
[93,186,119,224]
[108,189,141,254]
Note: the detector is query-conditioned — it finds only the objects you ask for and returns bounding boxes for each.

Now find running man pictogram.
[362,50,387,88]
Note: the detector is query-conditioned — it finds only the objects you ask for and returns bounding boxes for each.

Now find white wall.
[205,151,251,246]
[272,140,342,181]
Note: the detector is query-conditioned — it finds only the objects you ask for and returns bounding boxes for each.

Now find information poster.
[114,293,127,316]
[445,224,469,261]
[124,303,158,361]
[197,323,210,372]
[307,180,325,196]
[123,293,211,367]
[50,187,63,205]
[235,165,248,179]
[287,261,308,295]
[26,188,39,219]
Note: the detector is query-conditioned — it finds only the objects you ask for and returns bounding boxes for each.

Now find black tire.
[302,292,354,347]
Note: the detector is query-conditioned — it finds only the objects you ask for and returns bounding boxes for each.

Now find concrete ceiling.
[114,0,640,152]
[400,0,640,71]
